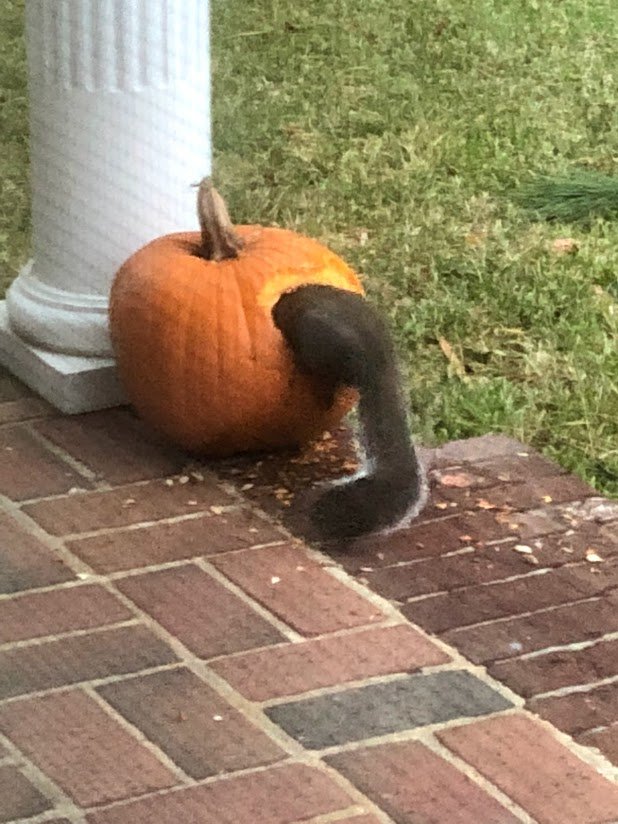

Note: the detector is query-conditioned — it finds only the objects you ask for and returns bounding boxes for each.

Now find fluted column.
[0,0,211,412]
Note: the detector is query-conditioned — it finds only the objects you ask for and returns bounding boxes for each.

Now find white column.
[0,0,211,413]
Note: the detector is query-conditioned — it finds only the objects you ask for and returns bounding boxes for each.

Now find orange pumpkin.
[109,179,364,455]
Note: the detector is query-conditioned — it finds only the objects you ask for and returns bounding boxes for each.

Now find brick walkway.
[0,367,617,824]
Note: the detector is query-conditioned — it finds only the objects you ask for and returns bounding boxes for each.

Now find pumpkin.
[109,179,364,455]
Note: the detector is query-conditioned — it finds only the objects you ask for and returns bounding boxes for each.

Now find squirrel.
[272,284,427,541]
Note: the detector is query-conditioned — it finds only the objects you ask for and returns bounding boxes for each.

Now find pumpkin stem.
[196,177,244,261]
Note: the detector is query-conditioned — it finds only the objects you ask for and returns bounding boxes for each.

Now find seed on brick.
[585,548,603,563]
[513,544,533,554]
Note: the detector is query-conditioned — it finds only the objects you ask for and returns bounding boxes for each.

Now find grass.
[1,0,617,495]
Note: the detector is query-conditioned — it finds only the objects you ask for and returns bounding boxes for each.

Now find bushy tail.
[272,284,426,541]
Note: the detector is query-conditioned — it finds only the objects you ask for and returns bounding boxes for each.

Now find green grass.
[1,0,617,495]
[0,0,28,295]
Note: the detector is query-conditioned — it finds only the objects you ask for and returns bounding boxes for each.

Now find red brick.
[211,624,449,701]
[35,409,186,484]
[441,591,618,663]
[0,690,177,806]
[98,668,284,778]
[530,682,618,736]
[577,726,618,765]
[438,713,618,824]
[68,509,283,573]
[86,763,352,824]
[490,637,618,698]
[0,512,75,594]
[0,426,88,501]
[473,474,595,510]
[0,764,51,821]
[0,624,177,699]
[0,584,132,644]
[0,368,32,402]
[403,561,618,633]
[0,396,53,424]
[327,739,519,824]
[473,451,568,482]
[212,544,384,636]
[117,565,284,657]
[433,434,528,465]
[338,506,565,573]
[24,477,234,535]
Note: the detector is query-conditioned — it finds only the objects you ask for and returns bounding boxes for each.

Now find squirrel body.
[272,284,427,541]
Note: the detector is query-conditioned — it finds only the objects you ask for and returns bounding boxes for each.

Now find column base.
[0,302,126,414]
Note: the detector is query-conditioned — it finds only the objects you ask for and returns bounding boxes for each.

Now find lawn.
[1,0,617,495]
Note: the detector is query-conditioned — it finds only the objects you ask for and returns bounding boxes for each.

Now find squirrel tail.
[272,284,426,541]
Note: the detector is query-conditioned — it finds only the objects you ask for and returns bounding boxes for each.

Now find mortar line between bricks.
[400,559,610,606]
[192,557,304,642]
[0,494,98,578]
[0,732,87,821]
[83,685,193,784]
[530,671,618,702]
[491,628,618,662]
[580,721,618,737]
[442,591,608,635]
[23,424,109,488]
[257,662,499,708]
[88,567,422,822]
[290,807,394,824]
[421,732,538,824]
[201,617,410,664]
[313,707,521,758]
[518,707,618,781]
[53,506,258,542]
[13,468,229,507]
[94,577,310,754]
[78,756,390,824]
[91,549,280,582]
[0,618,142,652]
[4,812,86,824]
[189,500,530,712]
[216,471,618,779]
[0,662,185,707]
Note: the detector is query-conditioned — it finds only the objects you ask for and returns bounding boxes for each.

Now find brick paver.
[85,763,353,824]
[211,543,385,635]
[328,739,520,823]
[116,564,286,657]
[0,765,51,821]
[97,668,284,778]
[1,380,617,824]
[0,584,132,644]
[438,714,618,824]
[0,512,75,594]
[0,624,177,699]
[267,670,512,749]
[0,690,178,806]
[211,623,449,701]
[68,509,283,573]
[0,426,89,501]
